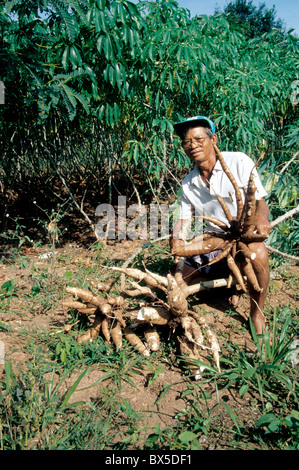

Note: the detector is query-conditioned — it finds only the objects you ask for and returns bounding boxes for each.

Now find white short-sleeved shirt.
[178,152,267,232]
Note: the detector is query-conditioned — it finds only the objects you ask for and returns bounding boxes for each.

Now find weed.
[214,315,299,408]
[2,217,35,249]
[33,200,69,248]
[0,280,17,311]
[0,355,93,450]
[254,409,299,449]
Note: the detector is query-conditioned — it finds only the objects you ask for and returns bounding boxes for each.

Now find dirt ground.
[0,237,298,448]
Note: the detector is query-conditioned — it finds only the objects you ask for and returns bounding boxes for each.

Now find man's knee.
[248,242,268,263]
[248,242,270,279]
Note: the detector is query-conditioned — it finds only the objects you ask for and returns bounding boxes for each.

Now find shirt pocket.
[211,175,245,204]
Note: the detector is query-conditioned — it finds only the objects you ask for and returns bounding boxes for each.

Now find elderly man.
[171,115,271,336]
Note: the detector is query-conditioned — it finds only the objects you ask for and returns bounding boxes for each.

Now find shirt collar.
[190,165,201,188]
[191,160,222,188]
[213,159,222,171]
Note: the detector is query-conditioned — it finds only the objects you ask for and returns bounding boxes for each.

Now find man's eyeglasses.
[181,136,209,148]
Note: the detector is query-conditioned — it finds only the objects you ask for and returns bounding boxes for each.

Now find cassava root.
[63,268,224,376]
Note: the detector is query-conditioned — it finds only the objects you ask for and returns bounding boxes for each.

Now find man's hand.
[255,217,271,239]
[254,198,271,239]
[170,238,185,264]
[171,218,190,263]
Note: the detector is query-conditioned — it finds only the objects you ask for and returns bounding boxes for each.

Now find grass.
[0,242,298,450]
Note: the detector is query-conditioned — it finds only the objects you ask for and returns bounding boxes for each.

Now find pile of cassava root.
[62,145,298,379]
[62,269,224,380]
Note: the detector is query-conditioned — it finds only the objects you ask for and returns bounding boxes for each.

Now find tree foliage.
[0,0,298,255]
[214,0,286,38]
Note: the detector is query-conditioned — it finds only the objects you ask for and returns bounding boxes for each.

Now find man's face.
[181,126,217,166]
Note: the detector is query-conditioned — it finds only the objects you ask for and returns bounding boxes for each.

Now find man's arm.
[170,218,189,263]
